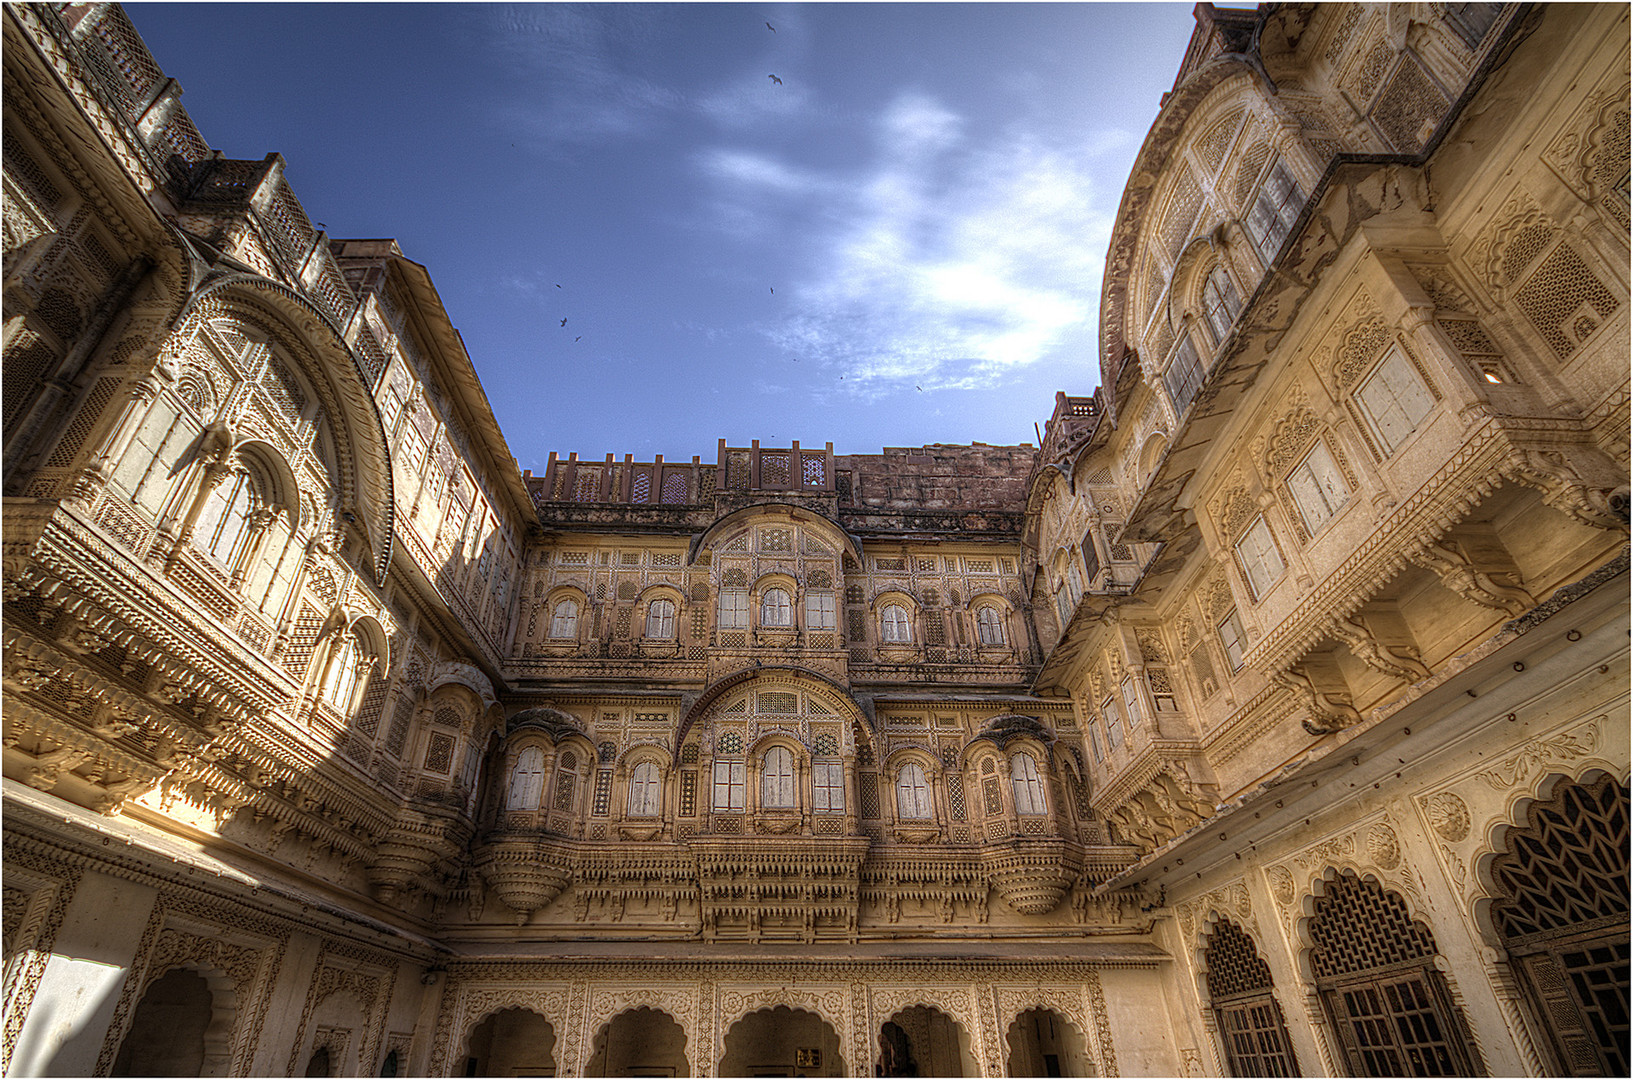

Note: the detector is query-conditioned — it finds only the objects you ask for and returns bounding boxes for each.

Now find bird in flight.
[766,21,775,32]
[560,318,567,327]
[916,385,923,392]
[768,74,783,85]
[769,286,774,293]
[575,336,582,342]
[554,283,561,288]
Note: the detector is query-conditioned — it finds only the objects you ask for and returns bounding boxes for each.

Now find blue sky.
[129,3,1200,469]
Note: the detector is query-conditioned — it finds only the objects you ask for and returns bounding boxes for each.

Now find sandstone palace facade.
[2,3,1628,1077]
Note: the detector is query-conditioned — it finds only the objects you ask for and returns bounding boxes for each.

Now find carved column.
[233,506,285,590]
[65,369,169,508]
[166,448,237,561]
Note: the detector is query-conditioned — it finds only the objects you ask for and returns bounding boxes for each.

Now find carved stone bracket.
[1329,613,1431,683]
[1408,539,1534,615]
[1272,665,1361,735]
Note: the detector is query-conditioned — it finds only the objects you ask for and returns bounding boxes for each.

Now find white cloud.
[743,97,1119,399]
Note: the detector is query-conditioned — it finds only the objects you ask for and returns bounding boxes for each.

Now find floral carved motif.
[1475,720,1602,790]
[1421,791,1471,842]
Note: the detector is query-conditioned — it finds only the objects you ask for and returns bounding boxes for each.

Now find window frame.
[644,596,677,639]
[626,760,662,817]
[759,586,793,628]
[1010,752,1047,816]
[1164,333,1206,415]
[194,467,257,570]
[1246,160,1304,265]
[1121,675,1145,729]
[1356,346,1437,456]
[1218,609,1247,672]
[760,745,796,809]
[804,590,836,631]
[321,631,361,713]
[711,758,745,811]
[1200,263,1242,345]
[717,587,749,630]
[880,603,913,644]
[1286,439,1351,536]
[812,760,844,812]
[1234,514,1287,600]
[507,746,546,810]
[975,606,1007,646]
[548,598,580,639]
[1103,696,1124,750]
[895,761,934,820]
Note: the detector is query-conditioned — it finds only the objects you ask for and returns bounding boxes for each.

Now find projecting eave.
[387,256,537,527]
[1031,588,1144,697]
[1096,553,1631,897]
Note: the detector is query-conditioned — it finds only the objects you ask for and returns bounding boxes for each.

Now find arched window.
[896,763,933,820]
[760,587,792,627]
[1491,775,1630,1076]
[321,631,362,712]
[644,598,676,638]
[881,604,912,644]
[626,761,662,817]
[1200,264,1241,344]
[1010,753,1047,815]
[194,467,256,567]
[1204,920,1300,1077]
[548,599,579,639]
[507,746,546,810]
[1246,159,1303,264]
[761,746,795,808]
[1311,873,1479,1075]
[976,606,1006,646]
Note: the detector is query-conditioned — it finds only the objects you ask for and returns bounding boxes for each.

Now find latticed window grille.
[660,473,689,503]
[1311,872,1478,1076]
[1491,776,1630,1077]
[760,453,790,487]
[1203,919,1299,1077]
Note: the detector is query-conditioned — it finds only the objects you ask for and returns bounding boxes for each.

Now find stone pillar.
[8,871,159,1078]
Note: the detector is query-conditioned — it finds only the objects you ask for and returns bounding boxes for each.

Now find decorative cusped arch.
[175,274,394,584]
[111,962,239,1078]
[223,436,302,527]
[426,660,497,713]
[714,989,850,1075]
[675,665,877,764]
[995,986,1108,1078]
[1287,858,1440,983]
[584,994,696,1076]
[1470,761,1632,944]
[429,985,571,1077]
[688,502,863,566]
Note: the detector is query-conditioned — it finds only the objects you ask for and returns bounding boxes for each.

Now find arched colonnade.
[430,982,1113,1077]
